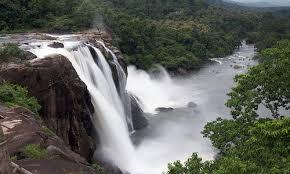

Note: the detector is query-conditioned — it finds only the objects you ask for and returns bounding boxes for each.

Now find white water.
[97,41,134,131]
[31,43,139,173]
[127,44,257,174]
[27,36,256,174]
[127,66,190,114]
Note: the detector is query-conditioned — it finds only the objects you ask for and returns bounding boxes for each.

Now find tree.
[226,40,290,120]
[165,40,290,174]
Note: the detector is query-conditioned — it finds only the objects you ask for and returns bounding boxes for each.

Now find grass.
[0,83,41,114]
[10,155,18,161]
[23,144,48,160]
[41,126,56,136]
[0,43,29,63]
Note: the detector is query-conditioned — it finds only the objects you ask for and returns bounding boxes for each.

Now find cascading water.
[127,66,188,114]
[30,42,138,172]
[97,41,134,132]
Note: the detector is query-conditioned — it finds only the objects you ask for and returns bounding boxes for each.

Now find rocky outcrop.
[0,32,148,174]
[0,105,95,174]
[155,107,174,112]
[130,95,148,130]
[0,56,96,161]
[48,42,64,48]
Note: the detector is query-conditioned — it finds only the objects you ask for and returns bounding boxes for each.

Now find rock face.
[0,117,12,174]
[0,33,148,173]
[130,95,148,130]
[48,42,64,48]
[0,56,96,161]
[155,107,174,112]
[0,105,95,174]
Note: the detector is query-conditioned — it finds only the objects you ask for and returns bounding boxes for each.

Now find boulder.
[0,105,95,174]
[187,102,198,108]
[48,42,64,48]
[23,51,37,60]
[155,107,174,112]
[130,94,148,130]
[0,55,96,161]
[233,65,243,69]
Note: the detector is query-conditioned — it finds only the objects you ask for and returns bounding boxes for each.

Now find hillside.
[0,0,289,72]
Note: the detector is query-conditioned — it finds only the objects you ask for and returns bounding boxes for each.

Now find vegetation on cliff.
[22,144,48,160]
[0,43,30,63]
[166,40,290,174]
[0,83,41,113]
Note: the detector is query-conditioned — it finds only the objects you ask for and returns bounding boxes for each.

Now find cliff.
[0,31,147,174]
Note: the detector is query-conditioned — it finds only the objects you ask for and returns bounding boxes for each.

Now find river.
[127,43,257,174]
[1,34,256,174]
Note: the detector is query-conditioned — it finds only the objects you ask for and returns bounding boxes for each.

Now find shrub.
[41,126,55,136]
[23,144,48,160]
[0,83,41,113]
[0,43,27,63]
[92,161,105,174]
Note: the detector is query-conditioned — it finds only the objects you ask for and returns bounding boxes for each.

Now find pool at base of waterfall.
[127,43,257,174]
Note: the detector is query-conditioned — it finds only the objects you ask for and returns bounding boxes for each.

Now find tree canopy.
[166,40,290,174]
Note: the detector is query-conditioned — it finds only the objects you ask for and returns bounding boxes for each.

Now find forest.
[0,0,290,174]
[1,0,289,72]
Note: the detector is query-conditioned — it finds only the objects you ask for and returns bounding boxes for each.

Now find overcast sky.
[230,0,290,6]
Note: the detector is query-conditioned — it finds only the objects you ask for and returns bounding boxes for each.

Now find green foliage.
[101,2,246,71]
[23,144,48,160]
[1,0,289,71]
[91,161,105,174]
[167,153,213,174]
[0,43,28,63]
[0,83,41,113]
[41,126,56,136]
[10,155,18,161]
[246,12,290,51]
[0,0,97,32]
[226,40,290,120]
[165,41,290,174]
[166,117,290,174]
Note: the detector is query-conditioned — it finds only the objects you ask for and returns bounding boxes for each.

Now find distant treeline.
[0,0,289,71]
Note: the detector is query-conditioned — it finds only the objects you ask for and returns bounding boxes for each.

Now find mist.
[229,0,290,6]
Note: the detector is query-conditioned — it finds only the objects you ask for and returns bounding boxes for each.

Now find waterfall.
[96,41,134,132]
[31,42,137,172]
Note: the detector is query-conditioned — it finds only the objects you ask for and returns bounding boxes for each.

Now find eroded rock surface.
[0,105,95,174]
[0,56,96,161]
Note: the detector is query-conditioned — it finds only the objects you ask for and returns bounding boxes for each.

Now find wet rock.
[177,68,188,75]
[0,55,96,161]
[0,105,95,174]
[187,102,197,108]
[23,51,37,60]
[155,107,174,112]
[130,94,148,130]
[48,42,64,48]
[36,34,56,40]
[233,65,243,69]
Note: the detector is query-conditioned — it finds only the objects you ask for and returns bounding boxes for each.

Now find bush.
[41,126,56,136]
[0,43,28,63]
[23,144,48,160]
[92,161,105,174]
[0,83,41,113]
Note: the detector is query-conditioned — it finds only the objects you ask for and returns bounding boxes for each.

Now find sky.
[230,0,290,6]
